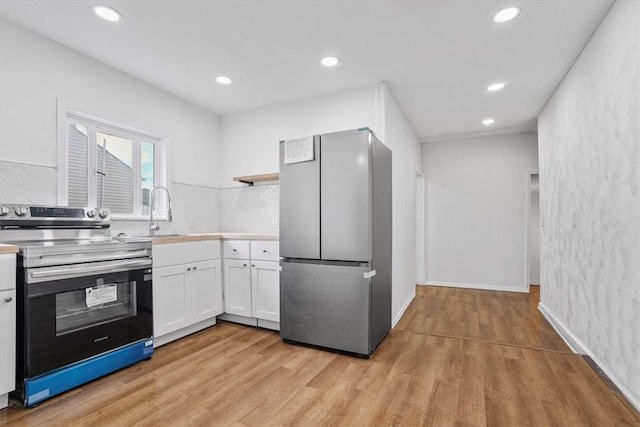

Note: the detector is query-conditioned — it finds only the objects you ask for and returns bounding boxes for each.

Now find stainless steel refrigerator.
[279,127,392,357]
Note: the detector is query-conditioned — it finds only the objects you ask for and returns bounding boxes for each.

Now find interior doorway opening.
[415,170,426,285]
[528,173,540,291]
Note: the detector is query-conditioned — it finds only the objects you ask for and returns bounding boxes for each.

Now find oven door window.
[55,280,137,335]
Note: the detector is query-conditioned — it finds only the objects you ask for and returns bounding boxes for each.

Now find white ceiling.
[0,0,613,142]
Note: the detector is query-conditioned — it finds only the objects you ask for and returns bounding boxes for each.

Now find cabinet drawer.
[223,240,250,260]
[250,241,279,262]
[153,240,221,268]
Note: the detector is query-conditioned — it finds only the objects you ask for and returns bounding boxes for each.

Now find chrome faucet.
[149,186,173,236]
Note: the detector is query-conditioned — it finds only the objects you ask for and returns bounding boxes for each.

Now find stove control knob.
[0,206,9,216]
[86,209,97,218]
[98,209,109,219]
[15,207,28,217]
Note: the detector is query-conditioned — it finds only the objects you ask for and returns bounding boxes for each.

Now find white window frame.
[57,99,169,220]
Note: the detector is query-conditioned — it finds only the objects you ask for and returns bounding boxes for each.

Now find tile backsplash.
[1,160,278,236]
[219,184,279,233]
[0,160,223,236]
[111,182,222,237]
[0,161,57,205]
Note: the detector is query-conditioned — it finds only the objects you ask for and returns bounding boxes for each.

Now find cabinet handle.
[187,267,192,271]
[4,297,12,303]
[193,266,197,270]
[251,264,255,267]
[243,263,247,267]
[263,249,268,253]
[233,249,238,252]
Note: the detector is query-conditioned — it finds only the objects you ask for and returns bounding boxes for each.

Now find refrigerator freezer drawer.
[280,261,371,355]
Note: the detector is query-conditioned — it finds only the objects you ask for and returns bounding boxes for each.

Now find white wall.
[422,133,539,292]
[538,0,640,410]
[218,85,380,233]
[0,19,221,235]
[219,83,420,325]
[220,85,380,184]
[529,175,540,284]
[382,85,422,324]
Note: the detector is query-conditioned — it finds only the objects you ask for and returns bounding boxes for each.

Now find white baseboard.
[424,281,528,294]
[538,302,640,412]
[530,280,540,285]
[538,302,586,354]
[257,318,280,331]
[217,313,258,327]
[154,318,217,347]
[392,291,415,328]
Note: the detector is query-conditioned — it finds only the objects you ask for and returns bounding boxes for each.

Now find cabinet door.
[0,290,16,395]
[223,259,252,317]
[191,259,223,324]
[211,259,224,317]
[153,265,190,337]
[251,261,280,322]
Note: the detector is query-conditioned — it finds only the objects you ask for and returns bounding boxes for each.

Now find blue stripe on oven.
[24,336,153,407]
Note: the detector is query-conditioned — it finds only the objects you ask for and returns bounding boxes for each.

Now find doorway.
[415,170,426,285]
[528,173,540,291]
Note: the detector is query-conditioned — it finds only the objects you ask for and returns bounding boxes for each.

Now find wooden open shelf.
[233,173,279,186]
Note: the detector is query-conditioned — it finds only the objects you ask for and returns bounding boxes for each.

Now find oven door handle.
[28,258,152,283]
[35,250,151,267]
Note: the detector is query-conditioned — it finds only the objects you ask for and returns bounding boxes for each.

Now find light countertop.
[0,244,19,254]
[150,232,278,245]
[0,234,277,248]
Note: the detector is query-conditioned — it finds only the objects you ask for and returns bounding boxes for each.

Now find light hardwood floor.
[1,285,639,426]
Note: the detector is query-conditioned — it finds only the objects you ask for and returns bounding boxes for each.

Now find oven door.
[22,258,153,378]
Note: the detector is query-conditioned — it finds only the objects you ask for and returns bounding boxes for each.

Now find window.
[60,108,166,219]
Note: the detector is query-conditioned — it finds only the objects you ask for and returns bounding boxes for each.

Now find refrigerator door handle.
[363,270,376,279]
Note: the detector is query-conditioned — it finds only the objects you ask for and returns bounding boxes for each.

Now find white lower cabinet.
[154,264,190,337]
[220,240,280,330]
[191,259,224,323]
[223,259,252,317]
[0,253,16,410]
[153,241,222,346]
[251,261,280,322]
[152,239,279,345]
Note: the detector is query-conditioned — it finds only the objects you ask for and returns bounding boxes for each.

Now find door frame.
[415,168,426,285]
[524,170,539,292]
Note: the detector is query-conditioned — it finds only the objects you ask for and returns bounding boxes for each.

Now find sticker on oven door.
[85,284,117,307]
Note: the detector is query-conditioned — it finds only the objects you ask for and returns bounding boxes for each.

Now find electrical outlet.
[272,217,279,229]
[188,216,195,227]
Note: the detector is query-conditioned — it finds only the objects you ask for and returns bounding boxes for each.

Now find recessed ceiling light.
[216,76,232,85]
[487,82,506,92]
[93,5,121,22]
[493,7,521,23]
[482,118,496,126]
[321,56,340,67]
